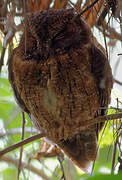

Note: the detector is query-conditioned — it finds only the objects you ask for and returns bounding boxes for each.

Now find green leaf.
[98,122,114,147]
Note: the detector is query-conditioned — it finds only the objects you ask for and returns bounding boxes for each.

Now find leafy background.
[0,0,122,179]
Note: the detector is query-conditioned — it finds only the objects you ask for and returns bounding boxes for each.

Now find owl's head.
[24,9,91,57]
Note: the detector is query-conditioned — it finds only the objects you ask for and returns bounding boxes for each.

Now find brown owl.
[8,9,113,172]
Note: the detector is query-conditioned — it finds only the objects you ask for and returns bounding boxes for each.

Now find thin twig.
[0,155,51,180]
[102,23,109,59]
[77,112,122,130]
[0,127,37,138]
[96,25,122,42]
[78,0,99,16]
[111,136,119,174]
[17,112,26,180]
[91,121,108,175]
[111,99,121,174]
[91,113,122,124]
[0,113,122,157]
[0,133,46,157]
[58,154,66,180]
[0,47,5,72]
[24,0,27,54]
[118,157,122,172]
[114,79,122,86]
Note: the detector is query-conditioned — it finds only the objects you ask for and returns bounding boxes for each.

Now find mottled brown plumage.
[8,9,113,172]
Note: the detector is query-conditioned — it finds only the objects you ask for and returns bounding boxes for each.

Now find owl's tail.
[58,130,98,173]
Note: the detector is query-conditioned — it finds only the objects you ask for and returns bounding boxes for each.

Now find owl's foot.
[33,138,63,159]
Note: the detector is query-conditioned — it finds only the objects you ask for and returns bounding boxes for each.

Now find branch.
[0,155,51,180]
[78,0,99,16]
[0,127,37,138]
[76,112,122,131]
[17,112,26,180]
[58,154,66,180]
[0,47,5,72]
[111,136,119,173]
[0,133,46,157]
[0,113,122,157]
[88,112,122,126]
[108,26,122,42]
[114,79,122,86]
[97,25,122,42]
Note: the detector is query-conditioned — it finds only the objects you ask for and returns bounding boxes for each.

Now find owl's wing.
[90,39,113,132]
[8,51,30,114]
[58,42,113,172]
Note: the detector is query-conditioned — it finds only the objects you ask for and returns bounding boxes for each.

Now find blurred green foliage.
[87,173,122,180]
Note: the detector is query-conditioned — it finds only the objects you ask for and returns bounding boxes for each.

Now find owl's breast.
[12,48,99,142]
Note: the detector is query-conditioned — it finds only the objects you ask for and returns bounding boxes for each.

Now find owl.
[8,9,113,172]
